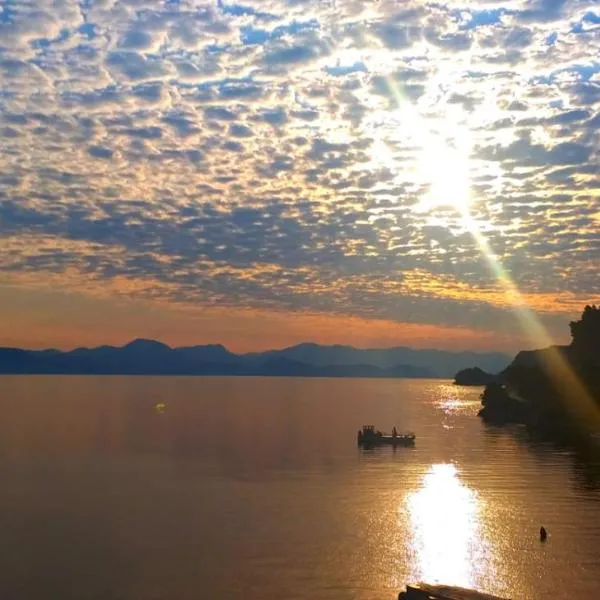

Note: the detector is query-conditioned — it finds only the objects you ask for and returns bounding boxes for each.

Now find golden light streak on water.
[405,464,492,588]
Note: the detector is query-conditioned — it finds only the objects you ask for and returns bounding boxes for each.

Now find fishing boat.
[357,425,415,446]
[398,583,509,599]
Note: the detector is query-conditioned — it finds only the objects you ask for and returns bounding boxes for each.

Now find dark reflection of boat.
[398,582,509,599]
[357,425,415,446]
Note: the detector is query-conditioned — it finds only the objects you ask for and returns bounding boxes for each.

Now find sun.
[411,118,473,218]
[369,134,396,170]
[365,102,473,220]
[417,133,472,216]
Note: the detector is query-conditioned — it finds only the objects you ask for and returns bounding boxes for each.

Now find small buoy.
[540,526,547,541]
[155,402,167,414]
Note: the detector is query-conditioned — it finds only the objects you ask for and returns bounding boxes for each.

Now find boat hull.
[400,583,509,599]
[358,435,415,446]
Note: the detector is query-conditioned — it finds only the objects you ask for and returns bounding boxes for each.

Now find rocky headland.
[476,305,600,439]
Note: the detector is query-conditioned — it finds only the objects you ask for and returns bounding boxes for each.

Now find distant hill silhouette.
[454,366,498,386]
[0,339,512,378]
[244,343,511,378]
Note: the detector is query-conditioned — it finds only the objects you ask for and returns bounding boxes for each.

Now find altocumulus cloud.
[0,0,598,338]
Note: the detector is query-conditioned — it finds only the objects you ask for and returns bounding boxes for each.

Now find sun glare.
[417,132,472,216]
[370,134,396,170]
[406,464,490,588]
[365,98,473,222]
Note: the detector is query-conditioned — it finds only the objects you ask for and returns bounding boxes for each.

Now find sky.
[0,0,598,353]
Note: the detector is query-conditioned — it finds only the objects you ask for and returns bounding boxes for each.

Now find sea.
[0,376,599,600]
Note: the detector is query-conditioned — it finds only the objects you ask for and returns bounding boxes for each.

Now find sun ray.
[371,71,600,433]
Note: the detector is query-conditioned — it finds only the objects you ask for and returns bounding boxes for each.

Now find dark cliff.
[478,305,600,436]
[454,367,497,386]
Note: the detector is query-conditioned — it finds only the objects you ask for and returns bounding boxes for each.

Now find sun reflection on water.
[437,398,475,415]
[405,464,491,588]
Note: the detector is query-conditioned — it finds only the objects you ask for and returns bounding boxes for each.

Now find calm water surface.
[0,376,599,600]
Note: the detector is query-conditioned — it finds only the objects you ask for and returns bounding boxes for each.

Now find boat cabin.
[358,425,382,439]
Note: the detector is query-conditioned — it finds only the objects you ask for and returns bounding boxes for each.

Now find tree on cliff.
[570,305,600,357]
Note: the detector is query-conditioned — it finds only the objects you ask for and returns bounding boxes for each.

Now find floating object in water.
[399,582,509,599]
[155,402,167,414]
[540,526,547,541]
[357,425,415,446]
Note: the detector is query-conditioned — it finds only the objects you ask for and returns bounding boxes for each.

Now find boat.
[398,583,510,599]
[357,425,415,446]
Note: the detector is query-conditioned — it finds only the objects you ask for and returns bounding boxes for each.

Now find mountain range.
[0,339,512,379]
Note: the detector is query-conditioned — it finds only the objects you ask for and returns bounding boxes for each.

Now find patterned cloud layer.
[0,0,598,347]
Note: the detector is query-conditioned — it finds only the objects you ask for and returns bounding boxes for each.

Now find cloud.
[374,24,421,50]
[106,51,170,81]
[0,0,597,343]
[229,123,254,138]
[88,146,114,159]
[264,44,319,65]
[204,106,238,121]
[120,126,163,140]
[479,136,592,166]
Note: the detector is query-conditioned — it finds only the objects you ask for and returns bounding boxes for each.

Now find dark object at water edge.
[540,526,547,541]
[454,366,497,386]
[398,582,510,599]
[477,305,600,436]
[357,425,415,446]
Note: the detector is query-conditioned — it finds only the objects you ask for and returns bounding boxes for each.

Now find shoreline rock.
[477,305,600,437]
[454,367,497,386]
